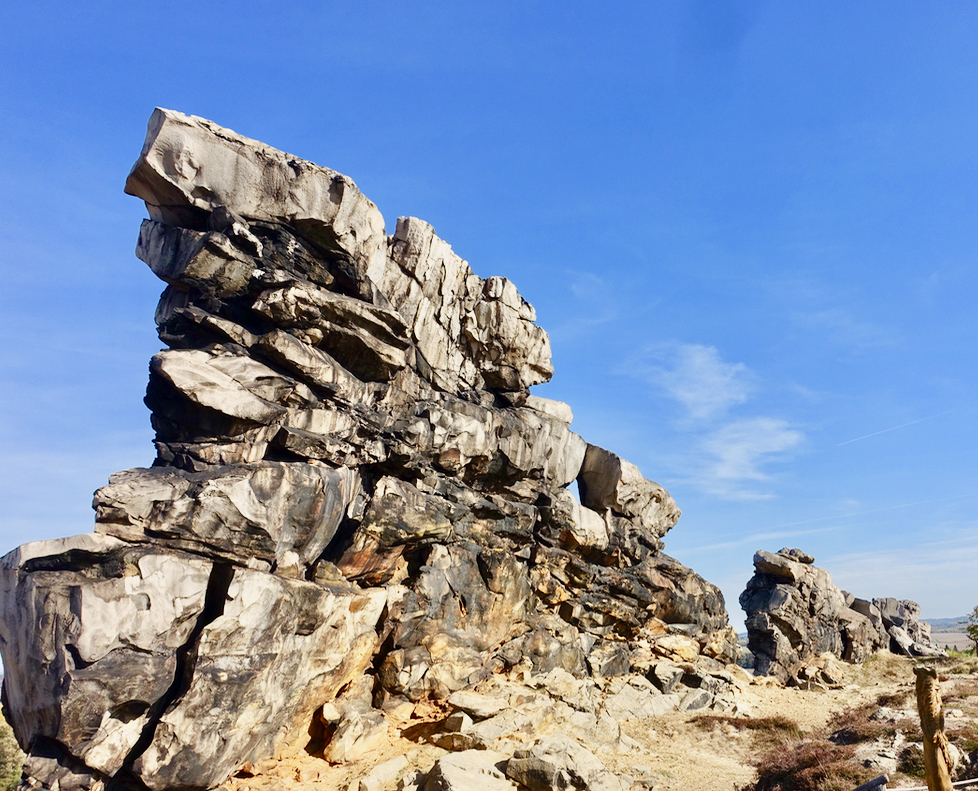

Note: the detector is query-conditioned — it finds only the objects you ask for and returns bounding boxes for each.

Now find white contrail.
[837,411,952,446]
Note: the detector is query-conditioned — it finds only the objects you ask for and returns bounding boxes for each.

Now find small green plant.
[0,717,24,791]
[966,605,978,655]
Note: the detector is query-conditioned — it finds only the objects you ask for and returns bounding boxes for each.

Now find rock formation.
[740,548,944,685]
[0,109,739,791]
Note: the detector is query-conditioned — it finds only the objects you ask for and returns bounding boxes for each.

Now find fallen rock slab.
[423,750,516,791]
[506,734,626,791]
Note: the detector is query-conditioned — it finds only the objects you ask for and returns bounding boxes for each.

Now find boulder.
[0,536,211,778]
[577,445,680,539]
[506,734,625,791]
[125,108,388,293]
[94,462,360,572]
[423,751,516,791]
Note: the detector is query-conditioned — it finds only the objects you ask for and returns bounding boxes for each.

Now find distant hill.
[925,615,968,632]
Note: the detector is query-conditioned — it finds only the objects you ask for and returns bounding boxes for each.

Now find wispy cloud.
[631,342,754,421]
[622,343,805,500]
[792,308,897,351]
[699,417,804,499]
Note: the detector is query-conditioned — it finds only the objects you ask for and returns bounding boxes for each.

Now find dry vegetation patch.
[692,714,803,751]
[742,652,978,791]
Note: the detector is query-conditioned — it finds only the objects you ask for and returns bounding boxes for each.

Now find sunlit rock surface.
[0,109,739,791]
[740,547,945,685]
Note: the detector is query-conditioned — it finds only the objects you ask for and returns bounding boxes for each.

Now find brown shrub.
[746,740,876,791]
[876,689,912,708]
[897,744,926,778]
[827,702,894,744]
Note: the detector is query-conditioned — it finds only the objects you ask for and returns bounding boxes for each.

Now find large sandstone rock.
[125,108,388,294]
[94,462,361,571]
[134,571,385,789]
[0,535,212,779]
[0,109,740,791]
[740,548,942,684]
[0,535,385,790]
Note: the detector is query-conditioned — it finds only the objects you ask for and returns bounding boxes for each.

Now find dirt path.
[610,662,913,791]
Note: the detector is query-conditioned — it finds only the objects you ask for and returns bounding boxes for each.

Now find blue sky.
[2,2,977,629]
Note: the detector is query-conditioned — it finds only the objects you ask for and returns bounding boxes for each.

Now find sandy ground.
[224,659,920,791]
[210,649,978,791]
[611,674,898,791]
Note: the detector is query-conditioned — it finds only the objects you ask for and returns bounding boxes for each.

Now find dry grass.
[692,715,803,751]
[745,741,876,791]
[743,652,978,791]
[0,717,24,791]
[850,652,911,685]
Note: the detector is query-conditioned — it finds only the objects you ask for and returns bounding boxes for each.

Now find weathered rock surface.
[507,734,625,791]
[0,109,740,791]
[740,548,944,684]
[423,750,515,791]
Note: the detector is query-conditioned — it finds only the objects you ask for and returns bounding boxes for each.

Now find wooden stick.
[914,665,953,791]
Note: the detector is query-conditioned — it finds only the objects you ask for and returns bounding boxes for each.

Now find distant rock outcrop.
[740,548,944,685]
[0,109,739,791]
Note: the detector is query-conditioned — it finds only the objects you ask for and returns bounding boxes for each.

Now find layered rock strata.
[740,548,944,685]
[0,109,738,791]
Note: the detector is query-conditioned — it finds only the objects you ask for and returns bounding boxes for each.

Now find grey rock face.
[740,548,943,684]
[0,536,212,779]
[94,462,361,571]
[0,108,739,790]
[384,217,553,394]
[506,734,625,791]
[578,445,680,539]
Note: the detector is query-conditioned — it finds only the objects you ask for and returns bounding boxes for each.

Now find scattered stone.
[360,755,410,791]
[447,692,509,720]
[324,710,389,764]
